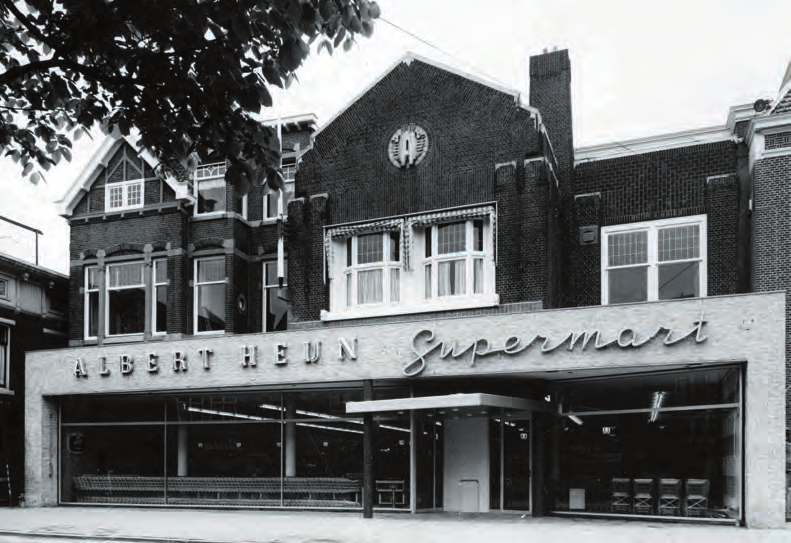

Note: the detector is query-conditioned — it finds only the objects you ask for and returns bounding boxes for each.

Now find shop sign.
[402,314,708,377]
[69,315,707,379]
[71,337,355,378]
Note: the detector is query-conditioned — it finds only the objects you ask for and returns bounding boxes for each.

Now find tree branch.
[0,0,59,53]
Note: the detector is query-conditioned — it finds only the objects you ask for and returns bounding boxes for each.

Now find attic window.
[104,146,145,212]
[0,279,7,299]
[105,180,143,211]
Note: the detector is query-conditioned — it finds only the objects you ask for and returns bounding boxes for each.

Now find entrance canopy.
[346,393,549,414]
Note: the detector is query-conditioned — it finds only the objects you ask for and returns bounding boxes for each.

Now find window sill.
[104,334,145,344]
[194,330,226,337]
[0,389,14,396]
[191,212,252,224]
[321,295,500,321]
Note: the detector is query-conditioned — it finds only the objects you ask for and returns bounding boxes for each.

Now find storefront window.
[60,390,371,509]
[550,366,741,521]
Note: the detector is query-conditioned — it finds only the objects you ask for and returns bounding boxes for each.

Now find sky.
[2,0,791,274]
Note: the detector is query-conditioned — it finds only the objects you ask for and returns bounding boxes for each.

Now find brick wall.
[291,59,549,322]
[752,153,791,437]
[567,141,740,307]
[530,50,573,187]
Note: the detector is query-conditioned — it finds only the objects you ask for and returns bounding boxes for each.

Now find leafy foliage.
[0,0,380,184]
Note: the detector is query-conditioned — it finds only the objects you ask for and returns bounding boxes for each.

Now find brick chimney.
[529,49,573,186]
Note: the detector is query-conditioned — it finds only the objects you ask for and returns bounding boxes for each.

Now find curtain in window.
[109,262,144,287]
[198,258,224,283]
[357,269,383,304]
[324,219,404,281]
[438,260,465,297]
[406,205,495,270]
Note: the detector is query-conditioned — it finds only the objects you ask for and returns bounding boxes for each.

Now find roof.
[56,130,194,217]
[311,52,539,140]
[770,84,791,115]
[260,113,319,133]
[0,253,68,282]
[575,125,738,164]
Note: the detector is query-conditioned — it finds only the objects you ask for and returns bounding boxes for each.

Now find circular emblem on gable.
[388,124,428,168]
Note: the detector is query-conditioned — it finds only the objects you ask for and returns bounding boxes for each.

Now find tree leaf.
[317,39,333,56]
[22,162,33,176]
[30,172,41,185]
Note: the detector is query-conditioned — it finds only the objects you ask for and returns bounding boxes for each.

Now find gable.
[57,133,194,217]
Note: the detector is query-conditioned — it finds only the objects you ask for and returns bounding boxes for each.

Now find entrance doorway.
[491,417,532,513]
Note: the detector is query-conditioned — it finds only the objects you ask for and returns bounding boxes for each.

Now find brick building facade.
[21,50,791,528]
[0,253,67,507]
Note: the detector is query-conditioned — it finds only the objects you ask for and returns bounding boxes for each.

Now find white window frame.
[423,219,488,300]
[0,277,9,300]
[194,162,249,218]
[263,260,288,332]
[105,261,146,337]
[601,214,707,305]
[343,232,401,309]
[84,266,99,340]
[152,259,168,336]
[193,256,226,335]
[105,179,143,212]
[0,326,9,390]
[264,157,296,222]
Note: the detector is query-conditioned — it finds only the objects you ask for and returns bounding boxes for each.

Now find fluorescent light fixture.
[568,415,584,426]
[187,406,273,421]
[259,403,408,433]
[649,391,666,423]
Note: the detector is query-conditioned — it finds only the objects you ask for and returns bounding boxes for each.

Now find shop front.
[25,293,786,528]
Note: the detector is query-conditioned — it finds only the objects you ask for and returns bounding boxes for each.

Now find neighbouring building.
[23,50,791,529]
[0,247,68,507]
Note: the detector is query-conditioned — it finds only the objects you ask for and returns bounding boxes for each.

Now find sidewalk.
[0,507,789,543]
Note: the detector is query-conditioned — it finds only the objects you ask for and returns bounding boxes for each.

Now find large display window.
[550,366,742,522]
[60,388,413,509]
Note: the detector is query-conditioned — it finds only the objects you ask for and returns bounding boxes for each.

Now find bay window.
[324,206,497,320]
[264,261,288,332]
[601,215,707,305]
[153,259,168,335]
[107,261,146,336]
[84,266,99,340]
[344,232,400,307]
[423,220,486,299]
[195,257,226,333]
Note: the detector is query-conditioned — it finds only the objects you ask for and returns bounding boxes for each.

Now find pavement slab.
[0,508,789,543]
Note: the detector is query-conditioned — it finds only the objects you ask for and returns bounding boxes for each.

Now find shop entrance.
[349,393,540,514]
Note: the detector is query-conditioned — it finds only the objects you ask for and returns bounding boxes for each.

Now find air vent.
[579,226,599,246]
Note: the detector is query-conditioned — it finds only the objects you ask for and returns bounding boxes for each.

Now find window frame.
[84,266,99,340]
[105,260,146,337]
[194,161,248,218]
[343,232,401,309]
[0,326,9,390]
[152,259,168,336]
[264,157,296,222]
[423,219,488,300]
[600,214,707,306]
[193,256,227,335]
[105,179,144,212]
[263,260,288,332]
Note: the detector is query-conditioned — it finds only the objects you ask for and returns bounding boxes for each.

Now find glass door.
[503,418,531,512]
[414,412,443,510]
[491,416,531,513]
